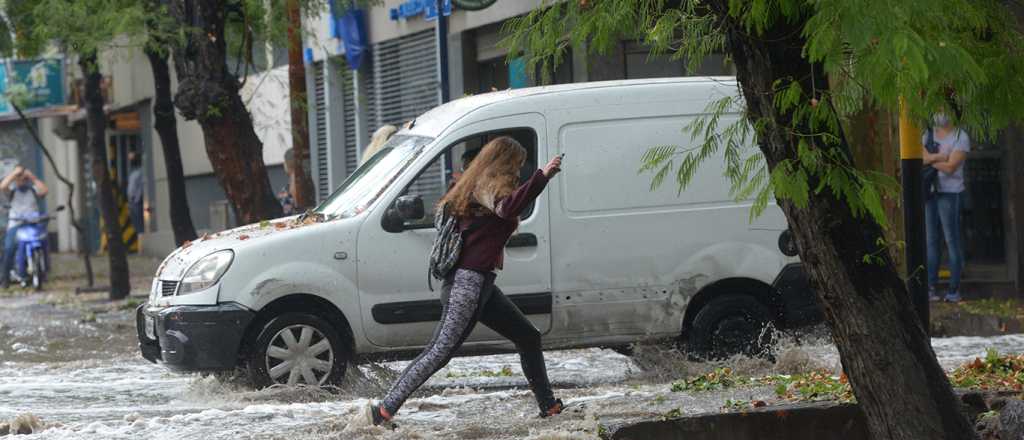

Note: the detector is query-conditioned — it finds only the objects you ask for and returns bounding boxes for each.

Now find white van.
[136,78,821,387]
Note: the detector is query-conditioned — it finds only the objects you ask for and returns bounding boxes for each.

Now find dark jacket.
[456,169,548,272]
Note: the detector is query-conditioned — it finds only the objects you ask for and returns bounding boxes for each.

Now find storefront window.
[590,41,733,81]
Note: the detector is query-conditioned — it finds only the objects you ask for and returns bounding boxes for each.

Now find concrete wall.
[608,402,870,440]
[36,116,81,253]
[182,164,288,233]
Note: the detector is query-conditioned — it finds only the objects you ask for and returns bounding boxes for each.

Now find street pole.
[436,0,450,103]
[899,99,929,334]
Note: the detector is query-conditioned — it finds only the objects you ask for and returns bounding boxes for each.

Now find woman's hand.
[542,155,562,178]
[924,151,948,165]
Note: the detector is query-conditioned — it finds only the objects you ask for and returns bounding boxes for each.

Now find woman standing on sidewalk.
[922,112,970,302]
[355,136,565,427]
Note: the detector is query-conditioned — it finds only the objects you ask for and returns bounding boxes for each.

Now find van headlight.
[179,250,234,295]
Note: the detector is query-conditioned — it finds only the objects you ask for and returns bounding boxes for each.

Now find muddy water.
[3,294,1024,440]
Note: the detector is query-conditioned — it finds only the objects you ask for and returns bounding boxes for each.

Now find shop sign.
[0,58,65,115]
[390,0,451,21]
[452,0,497,10]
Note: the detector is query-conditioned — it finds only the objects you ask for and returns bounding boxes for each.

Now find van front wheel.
[686,294,775,360]
[246,313,348,388]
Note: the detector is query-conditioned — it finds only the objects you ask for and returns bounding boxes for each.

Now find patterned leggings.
[381,268,556,415]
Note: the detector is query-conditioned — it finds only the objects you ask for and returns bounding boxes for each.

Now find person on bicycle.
[0,165,48,288]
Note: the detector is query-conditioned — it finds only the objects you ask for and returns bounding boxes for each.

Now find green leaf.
[859,183,887,228]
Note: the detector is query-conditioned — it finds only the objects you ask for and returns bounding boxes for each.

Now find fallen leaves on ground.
[671,367,750,392]
[950,349,1024,391]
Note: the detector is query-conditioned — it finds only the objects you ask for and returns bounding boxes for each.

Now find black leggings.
[381,268,556,415]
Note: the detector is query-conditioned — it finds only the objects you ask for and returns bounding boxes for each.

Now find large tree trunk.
[80,54,131,300]
[167,0,283,225]
[286,0,316,210]
[145,46,199,246]
[708,4,977,440]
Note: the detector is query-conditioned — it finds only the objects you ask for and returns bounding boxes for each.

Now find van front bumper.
[136,302,255,371]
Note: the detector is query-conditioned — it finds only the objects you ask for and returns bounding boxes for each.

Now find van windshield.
[314,135,432,218]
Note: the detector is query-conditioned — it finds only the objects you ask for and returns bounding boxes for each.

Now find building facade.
[301,0,733,205]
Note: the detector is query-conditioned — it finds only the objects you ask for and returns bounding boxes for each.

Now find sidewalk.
[931,299,1024,337]
[0,252,160,308]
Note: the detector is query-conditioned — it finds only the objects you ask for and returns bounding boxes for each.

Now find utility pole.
[287,0,316,210]
[899,100,929,333]
[436,0,450,103]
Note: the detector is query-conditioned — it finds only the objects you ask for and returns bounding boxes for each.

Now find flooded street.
[2,266,1023,439]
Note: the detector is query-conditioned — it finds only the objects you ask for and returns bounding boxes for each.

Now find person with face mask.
[921,112,970,302]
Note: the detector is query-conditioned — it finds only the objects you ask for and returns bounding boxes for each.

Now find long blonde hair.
[360,125,397,165]
[440,136,526,217]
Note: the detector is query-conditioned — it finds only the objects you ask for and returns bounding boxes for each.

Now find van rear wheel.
[245,313,348,388]
[686,294,775,360]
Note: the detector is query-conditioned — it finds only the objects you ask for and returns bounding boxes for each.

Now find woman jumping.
[358,136,564,426]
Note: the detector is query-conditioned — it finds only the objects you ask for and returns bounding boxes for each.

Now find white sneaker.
[343,401,374,432]
[344,400,395,432]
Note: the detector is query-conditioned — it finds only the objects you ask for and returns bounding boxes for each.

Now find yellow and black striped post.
[899,99,928,332]
[99,176,139,254]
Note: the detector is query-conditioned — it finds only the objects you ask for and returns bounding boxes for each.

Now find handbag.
[921,128,940,199]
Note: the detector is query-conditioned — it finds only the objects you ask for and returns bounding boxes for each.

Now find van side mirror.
[395,195,425,220]
[382,208,405,233]
[381,195,425,233]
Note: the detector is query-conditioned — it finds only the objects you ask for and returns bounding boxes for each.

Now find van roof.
[402,76,737,138]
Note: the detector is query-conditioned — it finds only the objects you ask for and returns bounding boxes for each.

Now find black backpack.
[922,128,940,199]
[427,203,482,291]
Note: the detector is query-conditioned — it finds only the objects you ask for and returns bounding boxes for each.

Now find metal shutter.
[312,60,330,200]
[363,64,378,144]
[340,66,357,176]
[371,29,442,198]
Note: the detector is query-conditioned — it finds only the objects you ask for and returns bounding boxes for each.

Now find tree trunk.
[145,46,199,246]
[167,0,283,225]
[73,123,95,287]
[286,0,316,210]
[80,53,131,300]
[708,4,977,439]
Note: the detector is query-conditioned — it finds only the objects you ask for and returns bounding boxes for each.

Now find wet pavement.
[3,277,1024,439]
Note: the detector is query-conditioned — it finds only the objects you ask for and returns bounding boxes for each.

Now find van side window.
[396,128,538,229]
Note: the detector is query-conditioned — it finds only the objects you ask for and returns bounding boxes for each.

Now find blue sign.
[509,58,528,89]
[390,0,451,21]
[330,1,368,70]
[0,59,65,114]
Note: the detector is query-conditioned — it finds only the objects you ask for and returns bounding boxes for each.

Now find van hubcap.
[265,324,334,385]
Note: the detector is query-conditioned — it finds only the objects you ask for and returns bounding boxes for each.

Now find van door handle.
[507,233,538,248]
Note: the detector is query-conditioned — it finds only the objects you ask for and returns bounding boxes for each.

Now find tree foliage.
[4,0,158,59]
[503,0,1024,228]
[222,0,343,76]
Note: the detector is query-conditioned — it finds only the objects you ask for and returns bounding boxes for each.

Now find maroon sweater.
[456,169,549,273]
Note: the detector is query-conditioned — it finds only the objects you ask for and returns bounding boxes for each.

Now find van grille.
[160,280,179,296]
